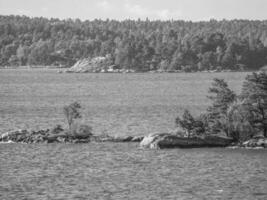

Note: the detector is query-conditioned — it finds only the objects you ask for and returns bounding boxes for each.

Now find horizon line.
[1,14,267,23]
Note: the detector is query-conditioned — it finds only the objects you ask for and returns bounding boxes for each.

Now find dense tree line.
[1,15,267,71]
[176,72,267,141]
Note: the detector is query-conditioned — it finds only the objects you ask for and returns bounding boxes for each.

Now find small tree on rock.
[63,102,82,131]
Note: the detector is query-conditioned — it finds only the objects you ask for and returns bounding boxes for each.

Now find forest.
[0,15,267,71]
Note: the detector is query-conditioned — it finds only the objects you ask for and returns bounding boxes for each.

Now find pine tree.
[240,72,267,137]
[206,78,237,134]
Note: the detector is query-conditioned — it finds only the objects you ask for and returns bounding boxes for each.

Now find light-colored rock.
[64,55,113,73]
[0,129,29,141]
[242,137,267,148]
[131,136,144,142]
[140,133,170,148]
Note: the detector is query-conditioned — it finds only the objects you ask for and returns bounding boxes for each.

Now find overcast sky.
[0,0,266,21]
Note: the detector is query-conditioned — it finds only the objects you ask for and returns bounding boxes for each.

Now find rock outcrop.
[0,126,143,144]
[241,137,267,149]
[0,124,93,144]
[91,135,143,143]
[140,133,234,149]
[64,55,113,73]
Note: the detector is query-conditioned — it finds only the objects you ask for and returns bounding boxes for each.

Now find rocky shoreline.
[1,127,266,149]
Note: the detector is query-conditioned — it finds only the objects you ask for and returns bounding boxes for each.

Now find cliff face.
[65,55,113,73]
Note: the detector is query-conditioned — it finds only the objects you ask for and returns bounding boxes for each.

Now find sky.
[0,0,266,21]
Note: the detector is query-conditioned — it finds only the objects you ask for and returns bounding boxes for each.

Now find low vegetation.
[176,71,267,142]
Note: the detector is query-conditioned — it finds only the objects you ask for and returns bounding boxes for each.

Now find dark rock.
[140,133,234,149]
[70,124,93,139]
[112,136,133,142]
[44,132,69,143]
[50,125,64,134]
[1,129,29,142]
[202,135,234,147]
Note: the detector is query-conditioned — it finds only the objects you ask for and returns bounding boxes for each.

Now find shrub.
[227,101,255,141]
[63,102,82,131]
[175,109,205,137]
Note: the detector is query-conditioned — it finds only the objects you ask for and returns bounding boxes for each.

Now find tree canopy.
[176,72,267,141]
[1,15,267,71]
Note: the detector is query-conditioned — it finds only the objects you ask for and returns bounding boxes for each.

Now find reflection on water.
[0,143,266,200]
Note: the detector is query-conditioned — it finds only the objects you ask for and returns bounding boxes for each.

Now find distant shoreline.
[0,66,256,74]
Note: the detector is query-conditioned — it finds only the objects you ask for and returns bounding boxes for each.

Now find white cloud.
[16,9,31,16]
[41,7,48,12]
[123,2,182,20]
[156,9,182,20]
[96,0,111,11]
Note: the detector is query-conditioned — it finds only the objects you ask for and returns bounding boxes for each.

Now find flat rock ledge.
[140,133,235,149]
[1,129,266,149]
[0,129,144,144]
[228,137,267,149]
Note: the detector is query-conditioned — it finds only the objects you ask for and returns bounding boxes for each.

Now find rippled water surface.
[0,69,248,135]
[0,144,266,200]
[1,69,266,199]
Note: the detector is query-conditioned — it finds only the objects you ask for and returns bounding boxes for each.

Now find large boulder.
[140,133,234,149]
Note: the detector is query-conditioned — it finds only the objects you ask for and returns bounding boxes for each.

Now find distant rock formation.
[64,54,115,73]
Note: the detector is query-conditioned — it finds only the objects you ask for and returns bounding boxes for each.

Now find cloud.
[41,7,48,12]
[156,9,182,20]
[123,2,182,20]
[96,0,111,11]
[16,9,31,16]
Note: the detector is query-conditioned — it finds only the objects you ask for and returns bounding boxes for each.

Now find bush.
[63,102,82,131]
[175,109,205,137]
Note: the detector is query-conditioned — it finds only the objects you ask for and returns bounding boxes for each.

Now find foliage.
[175,109,205,137]
[239,72,267,137]
[63,102,82,131]
[227,101,255,141]
[175,73,267,140]
[1,15,267,70]
[206,78,237,134]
